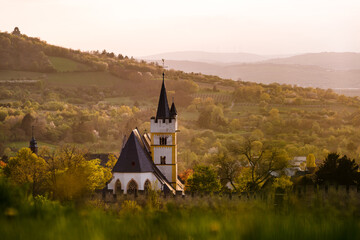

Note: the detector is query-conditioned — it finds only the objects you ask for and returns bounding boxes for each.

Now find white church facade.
[107,74,184,195]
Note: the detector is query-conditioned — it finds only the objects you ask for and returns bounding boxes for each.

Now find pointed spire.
[155,73,170,120]
[29,126,38,154]
[170,97,177,117]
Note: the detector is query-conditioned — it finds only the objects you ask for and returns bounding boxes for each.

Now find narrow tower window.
[160,156,166,164]
[159,136,168,145]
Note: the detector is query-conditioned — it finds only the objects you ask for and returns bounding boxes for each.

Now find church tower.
[150,73,178,189]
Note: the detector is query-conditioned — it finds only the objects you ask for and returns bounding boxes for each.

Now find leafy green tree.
[239,139,289,191]
[20,113,35,136]
[0,110,7,122]
[40,145,111,201]
[213,152,241,191]
[306,154,316,168]
[186,165,221,193]
[316,153,360,185]
[4,148,47,196]
[272,175,293,192]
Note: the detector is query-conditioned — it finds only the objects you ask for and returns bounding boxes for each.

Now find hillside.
[265,52,360,70]
[2,30,360,171]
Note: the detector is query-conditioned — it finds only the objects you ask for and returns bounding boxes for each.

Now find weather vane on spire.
[161,59,168,81]
[31,125,34,138]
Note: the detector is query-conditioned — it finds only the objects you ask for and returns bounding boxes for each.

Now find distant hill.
[265,52,360,70]
[142,51,280,64]
[154,60,360,89]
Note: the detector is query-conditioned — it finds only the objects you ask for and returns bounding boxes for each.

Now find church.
[106,74,184,195]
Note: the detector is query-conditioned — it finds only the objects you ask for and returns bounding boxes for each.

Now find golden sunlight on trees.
[39,145,111,201]
[4,148,47,196]
[5,146,111,201]
[186,165,221,193]
[213,152,241,191]
[272,175,293,192]
[239,139,289,191]
[306,154,316,168]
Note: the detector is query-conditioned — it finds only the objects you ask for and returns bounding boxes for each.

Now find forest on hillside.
[1,29,360,193]
[2,30,360,171]
[2,29,360,239]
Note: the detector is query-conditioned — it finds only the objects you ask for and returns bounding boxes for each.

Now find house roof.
[112,130,154,173]
[155,75,171,120]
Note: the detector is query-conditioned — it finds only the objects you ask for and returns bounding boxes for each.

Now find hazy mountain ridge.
[144,52,360,89]
[265,52,360,70]
[142,51,280,64]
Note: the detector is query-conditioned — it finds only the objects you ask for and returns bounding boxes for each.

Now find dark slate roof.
[170,102,177,116]
[155,77,170,120]
[113,130,154,173]
[111,129,177,194]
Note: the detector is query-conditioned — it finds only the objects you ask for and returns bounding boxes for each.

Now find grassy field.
[179,111,199,121]
[1,194,360,240]
[45,72,123,87]
[48,57,91,72]
[0,70,44,80]
[0,70,124,87]
[192,91,233,103]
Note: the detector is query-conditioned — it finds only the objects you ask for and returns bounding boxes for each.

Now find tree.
[239,139,289,191]
[40,145,111,201]
[20,113,35,136]
[316,153,360,185]
[306,154,316,168]
[5,146,111,201]
[213,152,241,191]
[4,148,47,196]
[186,165,221,193]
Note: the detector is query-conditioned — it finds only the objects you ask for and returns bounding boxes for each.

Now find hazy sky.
[1,0,359,57]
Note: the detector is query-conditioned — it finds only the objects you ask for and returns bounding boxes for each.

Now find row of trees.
[184,146,360,194]
[2,146,116,201]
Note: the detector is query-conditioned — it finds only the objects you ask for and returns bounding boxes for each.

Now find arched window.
[127,179,138,195]
[160,156,166,164]
[115,179,122,194]
[144,179,151,194]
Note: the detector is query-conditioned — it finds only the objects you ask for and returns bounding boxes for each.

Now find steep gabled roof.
[112,129,177,194]
[155,75,170,120]
[170,101,177,117]
[112,130,154,173]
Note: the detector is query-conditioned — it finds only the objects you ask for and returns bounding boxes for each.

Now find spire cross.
[31,125,34,138]
[161,59,168,82]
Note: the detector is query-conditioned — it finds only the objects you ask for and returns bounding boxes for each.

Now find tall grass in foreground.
[1,182,360,240]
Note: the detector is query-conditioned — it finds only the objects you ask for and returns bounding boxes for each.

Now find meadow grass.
[45,72,123,87]
[0,70,44,80]
[1,191,360,240]
[48,57,91,72]
[0,70,124,88]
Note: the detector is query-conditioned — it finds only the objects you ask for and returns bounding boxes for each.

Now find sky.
[0,0,359,57]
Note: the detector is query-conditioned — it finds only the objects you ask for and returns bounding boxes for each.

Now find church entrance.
[127,179,138,195]
[115,179,122,194]
[144,179,151,194]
